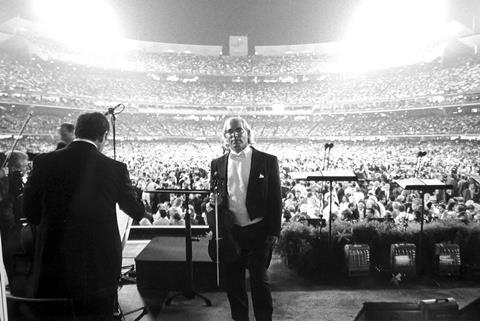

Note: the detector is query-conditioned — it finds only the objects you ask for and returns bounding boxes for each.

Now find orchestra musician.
[23,112,147,320]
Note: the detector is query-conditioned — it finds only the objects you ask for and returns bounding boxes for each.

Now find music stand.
[395,178,452,274]
[116,206,149,321]
[291,170,357,246]
[144,189,212,307]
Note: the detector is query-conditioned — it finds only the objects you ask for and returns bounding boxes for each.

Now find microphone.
[324,143,329,150]
[417,151,427,158]
[328,143,334,150]
[104,104,124,116]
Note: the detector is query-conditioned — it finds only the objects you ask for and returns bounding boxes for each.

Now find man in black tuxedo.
[23,112,146,320]
[55,122,75,150]
[210,117,281,321]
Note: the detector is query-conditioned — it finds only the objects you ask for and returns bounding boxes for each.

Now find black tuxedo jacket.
[23,141,145,298]
[210,147,282,237]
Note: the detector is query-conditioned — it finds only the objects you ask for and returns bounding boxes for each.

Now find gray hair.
[5,150,28,171]
[222,116,255,146]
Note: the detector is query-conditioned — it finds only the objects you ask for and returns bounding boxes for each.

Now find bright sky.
[339,0,450,71]
[33,0,124,54]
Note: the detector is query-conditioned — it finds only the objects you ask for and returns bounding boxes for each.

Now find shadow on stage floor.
[118,241,480,321]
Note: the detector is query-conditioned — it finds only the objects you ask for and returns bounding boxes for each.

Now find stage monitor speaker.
[135,236,217,292]
[354,302,422,321]
[344,244,370,277]
[434,243,460,277]
[391,243,416,276]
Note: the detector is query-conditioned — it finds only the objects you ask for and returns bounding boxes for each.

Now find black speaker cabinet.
[135,236,218,292]
[355,302,422,321]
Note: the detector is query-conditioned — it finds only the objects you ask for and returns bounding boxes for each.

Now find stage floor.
[119,241,480,321]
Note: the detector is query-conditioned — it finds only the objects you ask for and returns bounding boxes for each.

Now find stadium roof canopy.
[0,0,479,46]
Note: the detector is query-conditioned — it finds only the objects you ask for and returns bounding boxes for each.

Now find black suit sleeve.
[117,162,145,222]
[23,154,47,225]
[267,155,282,236]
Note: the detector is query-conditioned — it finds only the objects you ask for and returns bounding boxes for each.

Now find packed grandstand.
[1,19,480,227]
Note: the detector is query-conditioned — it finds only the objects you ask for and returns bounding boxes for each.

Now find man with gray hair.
[209,117,281,321]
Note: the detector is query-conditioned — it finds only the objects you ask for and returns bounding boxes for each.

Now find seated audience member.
[169,208,185,226]
[0,150,29,288]
[465,201,477,221]
[193,213,206,225]
[463,182,479,203]
[153,207,171,226]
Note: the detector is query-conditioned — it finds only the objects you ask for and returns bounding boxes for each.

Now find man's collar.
[73,138,98,149]
[229,145,252,158]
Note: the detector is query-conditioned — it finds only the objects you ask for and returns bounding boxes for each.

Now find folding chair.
[1,226,76,321]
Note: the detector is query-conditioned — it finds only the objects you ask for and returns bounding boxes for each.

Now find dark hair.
[60,123,74,132]
[75,112,109,141]
[159,209,168,218]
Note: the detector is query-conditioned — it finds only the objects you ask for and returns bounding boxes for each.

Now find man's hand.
[209,192,216,206]
[0,167,8,178]
[209,192,223,207]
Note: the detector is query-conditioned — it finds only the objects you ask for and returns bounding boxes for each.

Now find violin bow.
[2,111,34,169]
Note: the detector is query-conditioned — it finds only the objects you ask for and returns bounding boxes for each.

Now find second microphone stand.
[105,104,125,160]
[164,178,212,306]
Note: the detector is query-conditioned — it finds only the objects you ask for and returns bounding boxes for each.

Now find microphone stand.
[105,104,125,160]
[415,151,427,178]
[322,144,329,194]
[327,143,333,170]
[323,144,328,171]
[165,173,212,306]
[213,174,220,287]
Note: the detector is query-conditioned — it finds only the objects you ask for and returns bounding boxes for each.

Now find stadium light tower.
[33,0,124,54]
[339,0,449,72]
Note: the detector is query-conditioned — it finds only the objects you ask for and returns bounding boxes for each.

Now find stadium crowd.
[3,137,480,228]
[103,139,480,227]
[1,38,480,230]
[1,106,480,138]
[2,51,480,111]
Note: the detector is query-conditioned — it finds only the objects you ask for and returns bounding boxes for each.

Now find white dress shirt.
[73,138,97,148]
[227,146,262,226]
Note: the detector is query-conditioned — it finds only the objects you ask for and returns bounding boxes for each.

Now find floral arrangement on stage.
[277,220,480,281]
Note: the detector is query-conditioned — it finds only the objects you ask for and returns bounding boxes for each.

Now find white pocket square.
[259,173,265,178]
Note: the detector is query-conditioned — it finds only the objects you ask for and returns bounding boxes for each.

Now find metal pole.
[214,193,220,287]
[329,180,333,246]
